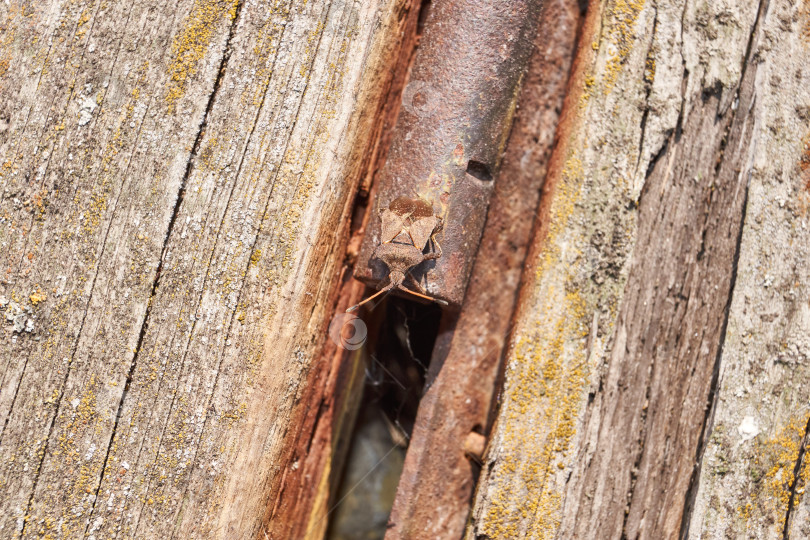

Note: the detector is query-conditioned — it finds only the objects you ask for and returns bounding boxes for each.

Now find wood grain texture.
[687,1,810,537]
[257,2,422,537]
[0,0,412,537]
[467,0,804,538]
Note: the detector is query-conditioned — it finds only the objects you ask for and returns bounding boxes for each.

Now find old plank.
[687,1,810,538]
[468,0,774,538]
[1,0,413,538]
[0,0,239,537]
[562,0,766,535]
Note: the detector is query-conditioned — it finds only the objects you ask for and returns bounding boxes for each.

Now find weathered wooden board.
[687,1,810,537]
[0,0,413,538]
[469,0,810,538]
[1,1,241,536]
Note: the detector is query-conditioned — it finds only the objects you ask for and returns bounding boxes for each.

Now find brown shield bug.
[347,196,448,312]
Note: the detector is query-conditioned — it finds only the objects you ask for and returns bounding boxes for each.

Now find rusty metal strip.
[354,0,544,308]
[383,0,585,537]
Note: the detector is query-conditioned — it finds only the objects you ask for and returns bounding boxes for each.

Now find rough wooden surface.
[687,1,810,537]
[384,0,583,538]
[257,3,422,536]
[0,0,411,537]
[469,0,810,538]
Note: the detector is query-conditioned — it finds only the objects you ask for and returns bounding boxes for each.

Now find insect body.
[347,196,447,312]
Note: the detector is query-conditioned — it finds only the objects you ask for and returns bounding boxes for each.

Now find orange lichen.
[602,0,645,92]
[743,413,810,533]
[29,287,47,306]
[165,0,239,111]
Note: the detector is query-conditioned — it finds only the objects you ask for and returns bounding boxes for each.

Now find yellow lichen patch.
[74,64,148,240]
[29,287,47,306]
[0,6,18,79]
[744,413,810,533]
[602,0,645,92]
[242,2,291,107]
[480,148,594,539]
[34,375,105,538]
[75,7,92,41]
[29,188,48,219]
[644,52,656,85]
[165,0,239,111]
[0,1,40,80]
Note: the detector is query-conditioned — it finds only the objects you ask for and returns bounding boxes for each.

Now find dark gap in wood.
[326,296,443,539]
[713,121,732,177]
[81,0,248,531]
[643,137,669,184]
[466,159,494,183]
[323,0,439,535]
[0,343,28,443]
[784,415,810,539]
[417,0,433,36]
[633,4,658,179]
[364,296,442,442]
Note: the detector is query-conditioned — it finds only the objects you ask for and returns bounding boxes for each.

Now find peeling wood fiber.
[0,0,414,538]
[688,0,810,537]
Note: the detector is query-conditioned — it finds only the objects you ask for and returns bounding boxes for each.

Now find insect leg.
[423,231,443,260]
[346,281,395,313]
[406,272,428,294]
[395,284,448,306]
